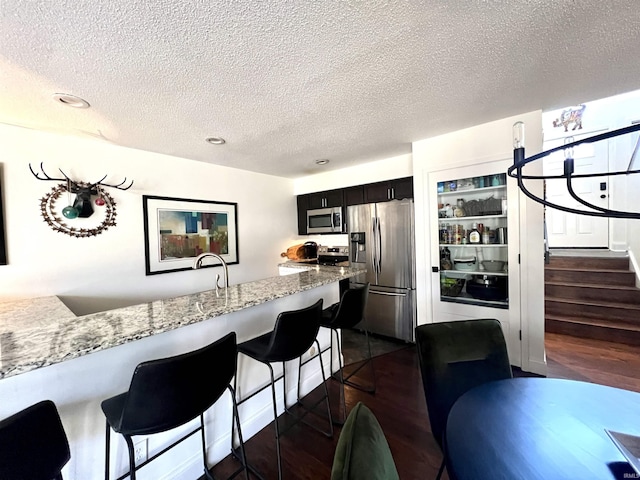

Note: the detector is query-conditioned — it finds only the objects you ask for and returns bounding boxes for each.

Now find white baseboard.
[524,358,548,377]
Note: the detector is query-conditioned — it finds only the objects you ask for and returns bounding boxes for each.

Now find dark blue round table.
[445,378,640,480]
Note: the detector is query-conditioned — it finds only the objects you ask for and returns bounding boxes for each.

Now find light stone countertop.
[0,265,364,379]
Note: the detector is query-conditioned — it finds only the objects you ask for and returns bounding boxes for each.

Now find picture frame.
[142,195,239,275]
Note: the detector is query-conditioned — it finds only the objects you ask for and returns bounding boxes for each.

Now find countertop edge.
[0,265,364,379]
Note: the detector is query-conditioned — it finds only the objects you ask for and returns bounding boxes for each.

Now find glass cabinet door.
[435,172,510,308]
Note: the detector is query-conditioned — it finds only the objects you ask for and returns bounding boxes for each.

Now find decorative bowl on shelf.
[453,256,477,271]
[482,260,505,272]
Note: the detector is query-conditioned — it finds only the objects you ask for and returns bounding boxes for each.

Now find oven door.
[307,207,342,233]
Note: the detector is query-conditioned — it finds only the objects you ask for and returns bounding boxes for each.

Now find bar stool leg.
[199,413,215,480]
[105,421,111,480]
[228,385,250,480]
[315,339,334,438]
[267,363,284,480]
[123,435,137,480]
[334,329,348,424]
[338,327,376,394]
[361,328,377,392]
[290,340,334,437]
[231,377,258,480]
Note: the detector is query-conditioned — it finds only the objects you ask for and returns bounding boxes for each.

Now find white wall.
[412,111,546,375]
[541,89,640,253]
[294,153,412,195]
[0,124,297,315]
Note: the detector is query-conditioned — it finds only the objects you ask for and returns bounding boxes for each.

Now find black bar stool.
[233,299,333,480]
[101,332,249,480]
[319,283,375,424]
[0,399,70,480]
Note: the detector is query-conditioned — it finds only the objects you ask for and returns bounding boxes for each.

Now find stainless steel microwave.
[307,207,343,234]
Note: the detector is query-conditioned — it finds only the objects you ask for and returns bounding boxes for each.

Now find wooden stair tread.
[545,314,640,332]
[545,266,633,274]
[545,281,638,291]
[544,253,639,344]
[545,296,640,310]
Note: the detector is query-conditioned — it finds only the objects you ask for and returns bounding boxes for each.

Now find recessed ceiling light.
[52,93,90,108]
[206,137,226,145]
[315,159,329,165]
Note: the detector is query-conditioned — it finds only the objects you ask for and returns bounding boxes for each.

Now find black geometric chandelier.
[508,122,640,219]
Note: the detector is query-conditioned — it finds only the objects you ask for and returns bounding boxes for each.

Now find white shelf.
[441,270,508,277]
[438,214,506,222]
[441,294,509,309]
[439,243,507,248]
[438,185,506,197]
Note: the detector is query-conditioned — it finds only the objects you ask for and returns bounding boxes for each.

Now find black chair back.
[0,400,70,480]
[415,319,512,450]
[118,332,237,435]
[263,299,323,362]
[326,284,369,330]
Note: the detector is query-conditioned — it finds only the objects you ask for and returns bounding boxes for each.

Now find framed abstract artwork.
[143,195,238,275]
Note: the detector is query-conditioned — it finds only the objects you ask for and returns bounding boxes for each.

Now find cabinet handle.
[391,187,395,199]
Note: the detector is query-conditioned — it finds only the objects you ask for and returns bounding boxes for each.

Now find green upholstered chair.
[331,402,399,480]
[415,319,513,480]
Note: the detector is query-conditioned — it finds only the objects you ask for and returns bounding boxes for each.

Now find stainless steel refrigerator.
[348,199,416,342]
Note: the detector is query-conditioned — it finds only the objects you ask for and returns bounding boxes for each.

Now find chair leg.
[328,327,335,376]
[123,435,137,480]
[199,413,215,480]
[340,327,376,394]
[105,421,111,480]
[228,385,250,480]
[267,363,283,480]
[329,328,347,425]
[284,342,333,438]
[231,372,239,450]
[315,339,334,438]
[230,371,264,480]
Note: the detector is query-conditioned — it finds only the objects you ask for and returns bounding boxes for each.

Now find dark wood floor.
[211,332,640,479]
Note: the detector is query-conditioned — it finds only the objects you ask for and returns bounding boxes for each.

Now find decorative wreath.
[39,183,117,237]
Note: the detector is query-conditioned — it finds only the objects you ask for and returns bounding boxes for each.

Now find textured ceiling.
[1,1,640,178]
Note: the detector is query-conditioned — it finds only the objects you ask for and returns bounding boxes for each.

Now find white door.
[428,159,522,367]
[543,131,610,248]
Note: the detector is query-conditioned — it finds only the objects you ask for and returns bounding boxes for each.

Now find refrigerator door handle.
[369,290,408,297]
[376,216,383,274]
[371,216,378,277]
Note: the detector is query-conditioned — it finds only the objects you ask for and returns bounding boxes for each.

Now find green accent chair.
[415,319,513,480]
[331,402,399,480]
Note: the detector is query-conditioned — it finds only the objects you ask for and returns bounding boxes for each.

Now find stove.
[317,245,349,266]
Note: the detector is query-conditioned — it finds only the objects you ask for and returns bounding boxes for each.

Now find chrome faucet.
[192,253,229,295]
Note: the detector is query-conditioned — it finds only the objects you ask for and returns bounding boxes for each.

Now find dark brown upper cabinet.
[344,185,365,206]
[364,177,413,203]
[307,189,344,209]
[296,194,310,235]
[296,177,412,235]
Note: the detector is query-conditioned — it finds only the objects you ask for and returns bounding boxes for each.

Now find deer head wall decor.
[29,163,134,237]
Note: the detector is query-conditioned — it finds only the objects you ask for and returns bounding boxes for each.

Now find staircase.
[545,255,640,346]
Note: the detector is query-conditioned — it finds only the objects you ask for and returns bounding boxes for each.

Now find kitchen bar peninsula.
[0,265,363,479]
